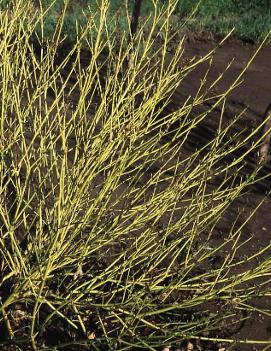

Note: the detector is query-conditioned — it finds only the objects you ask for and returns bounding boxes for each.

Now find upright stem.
[259,102,271,165]
[130,0,142,42]
[123,0,143,71]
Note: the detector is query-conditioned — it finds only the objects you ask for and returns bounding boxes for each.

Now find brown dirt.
[166,36,271,351]
[51,36,271,351]
[2,36,271,350]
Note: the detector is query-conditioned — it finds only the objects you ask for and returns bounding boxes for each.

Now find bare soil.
[2,36,271,350]
[168,36,271,351]
[52,36,271,351]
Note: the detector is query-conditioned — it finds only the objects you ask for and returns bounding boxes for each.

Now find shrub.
[0,1,270,350]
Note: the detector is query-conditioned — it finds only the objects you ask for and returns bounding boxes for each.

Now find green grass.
[0,1,271,350]
[180,0,271,42]
[2,0,270,44]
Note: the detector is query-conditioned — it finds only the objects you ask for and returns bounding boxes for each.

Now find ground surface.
[2,35,271,350]
[169,36,271,351]
[37,36,271,351]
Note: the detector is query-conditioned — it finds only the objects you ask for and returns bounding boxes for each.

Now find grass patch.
[0,1,270,350]
[1,0,270,44]
[179,0,271,42]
